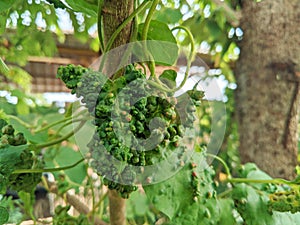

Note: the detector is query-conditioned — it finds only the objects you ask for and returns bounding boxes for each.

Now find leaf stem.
[206,153,232,179]
[34,109,88,133]
[97,0,105,52]
[52,118,89,139]
[141,0,160,41]
[227,177,292,185]
[7,115,33,129]
[34,116,73,133]
[12,158,85,174]
[140,0,160,79]
[171,26,195,92]
[35,120,86,149]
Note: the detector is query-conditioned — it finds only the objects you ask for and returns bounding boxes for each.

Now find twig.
[35,120,86,149]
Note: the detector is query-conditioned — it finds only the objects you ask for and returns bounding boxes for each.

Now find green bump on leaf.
[0,206,9,224]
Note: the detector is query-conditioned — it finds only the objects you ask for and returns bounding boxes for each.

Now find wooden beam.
[27,56,81,65]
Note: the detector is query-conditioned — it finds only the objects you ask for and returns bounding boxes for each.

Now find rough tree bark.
[101,1,134,225]
[235,0,300,179]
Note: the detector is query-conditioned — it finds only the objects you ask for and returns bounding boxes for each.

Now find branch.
[12,158,85,174]
[108,190,126,225]
[35,120,86,149]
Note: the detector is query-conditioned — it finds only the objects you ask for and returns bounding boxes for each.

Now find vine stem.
[207,153,232,179]
[35,120,86,149]
[34,109,88,133]
[146,25,196,93]
[7,115,33,129]
[171,26,195,92]
[141,0,159,41]
[12,158,85,174]
[51,117,89,139]
[227,177,292,185]
[207,153,292,186]
[97,0,105,52]
[140,0,160,81]
[34,116,73,133]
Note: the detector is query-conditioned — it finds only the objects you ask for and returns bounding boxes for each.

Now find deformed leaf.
[143,152,215,220]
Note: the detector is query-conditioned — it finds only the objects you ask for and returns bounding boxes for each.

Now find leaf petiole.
[12,158,85,174]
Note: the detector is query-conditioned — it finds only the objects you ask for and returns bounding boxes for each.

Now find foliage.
[0,120,43,194]
[143,151,235,225]
[229,164,300,225]
[0,206,9,225]
[52,205,90,225]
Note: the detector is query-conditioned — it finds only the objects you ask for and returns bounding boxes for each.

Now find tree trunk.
[234,0,300,179]
[101,1,134,225]
[102,0,134,49]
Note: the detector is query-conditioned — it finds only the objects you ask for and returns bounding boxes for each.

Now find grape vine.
[57,64,204,198]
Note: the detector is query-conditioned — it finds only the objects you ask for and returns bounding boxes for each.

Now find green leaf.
[218,199,237,225]
[0,0,16,12]
[154,8,183,24]
[0,145,28,192]
[138,20,178,66]
[232,184,273,225]
[159,69,177,88]
[160,69,177,82]
[170,198,237,225]
[9,115,48,144]
[232,183,300,225]
[206,19,223,41]
[16,99,30,115]
[45,146,86,184]
[5,67,32,92]
[0,12,7,34]
[126,191,151,218]
[0,58,9,74]
[64,0,97,16]
[143,152,214,220]
[0,206,9,225]
[0,145,27,166]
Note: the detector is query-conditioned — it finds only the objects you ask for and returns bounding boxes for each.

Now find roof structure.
[2,33,216,94]
[24,34,100,93]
